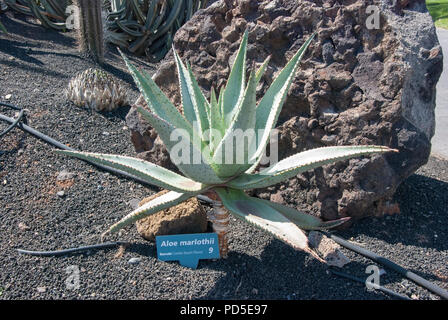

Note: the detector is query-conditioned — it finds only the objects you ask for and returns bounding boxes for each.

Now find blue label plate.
[156,233,220,269]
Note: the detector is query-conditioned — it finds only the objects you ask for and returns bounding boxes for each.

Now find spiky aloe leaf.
[55,150,206,193]
[221,30,248,127]
[215,187,320,259]
[105,191,194,235]
[211,70,258,178]
[173,48,210,137]
[187,63,211,120]
[208,87,224,154]
[120,49,223,184]
[119,49,193,136]
[247,33,316,173]
[255,55,271,85]
[230,145,396,190]
[137,106,224,185]
[256,198,350,230]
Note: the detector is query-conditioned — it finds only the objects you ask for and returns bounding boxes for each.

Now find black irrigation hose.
[17,242,128,257]
[0,102,25,138]
[0,103,216,207]
[323,232,448,300]
[329,269,411,300]
[1,101,447,299]
[0,107,161,187]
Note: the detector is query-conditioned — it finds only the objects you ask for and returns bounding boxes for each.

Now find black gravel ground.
[1,12,447,300]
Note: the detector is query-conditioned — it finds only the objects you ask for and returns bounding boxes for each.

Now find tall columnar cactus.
[75,0,104,64]
[57,31,398,260]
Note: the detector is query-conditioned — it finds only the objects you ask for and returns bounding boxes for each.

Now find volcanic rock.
[126,0,443,221]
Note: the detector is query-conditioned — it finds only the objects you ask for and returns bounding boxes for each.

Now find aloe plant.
[57,31,397,260]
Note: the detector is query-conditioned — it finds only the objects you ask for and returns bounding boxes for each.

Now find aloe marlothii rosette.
[56,31,397,260]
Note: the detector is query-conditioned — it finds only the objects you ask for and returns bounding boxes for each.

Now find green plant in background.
[6,0,105,63]
[57,31,397,259]
[4,0,204,62]
[427,0,448,29]
[5,0,71,30]
[74,0,105,64]
[1,0,7,33]
[0,20,6,32]
[105,0,207,61]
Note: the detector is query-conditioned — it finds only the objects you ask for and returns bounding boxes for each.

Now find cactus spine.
[75,0,104,65]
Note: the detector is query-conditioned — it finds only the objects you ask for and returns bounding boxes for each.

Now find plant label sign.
[156,233,220,269]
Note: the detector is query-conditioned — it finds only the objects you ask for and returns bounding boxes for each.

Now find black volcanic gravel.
[0,12,447,300]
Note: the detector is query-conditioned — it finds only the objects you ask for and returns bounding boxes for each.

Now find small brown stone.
[135,190,208,241]
[270,191,284,204]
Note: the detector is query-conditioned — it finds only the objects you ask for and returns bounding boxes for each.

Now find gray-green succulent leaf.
[116,31,319,182]
[173,48,210,138]
[106,191,195,235]
[211,69,258,178]
[136,106,224,185]
[55,150,207,193]
[257,199,351,231]
[214,187,319,258]
[229,145,397,190]
[221,30,249,127]
[119,49,193,135]
[246,33,317,172]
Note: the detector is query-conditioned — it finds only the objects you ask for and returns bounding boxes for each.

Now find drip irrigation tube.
[2,101,448,300]
[323,232,448,300]
[0,102,24,138]
[17,242,127,257]
[329,269,411,300]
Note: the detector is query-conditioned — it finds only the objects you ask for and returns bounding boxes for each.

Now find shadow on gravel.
[0,38,44,65]
[126,242,157,258]
[101,106,132,122]
[0,57,66,78]
[78,105,132,122]
[197,240,387,300]
[1,11,75,46]
[0,38,85,65]
[337,171,448,252]
[102,61,137,88]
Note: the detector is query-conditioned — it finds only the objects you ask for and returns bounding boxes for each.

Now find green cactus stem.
[75,0,104,64]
